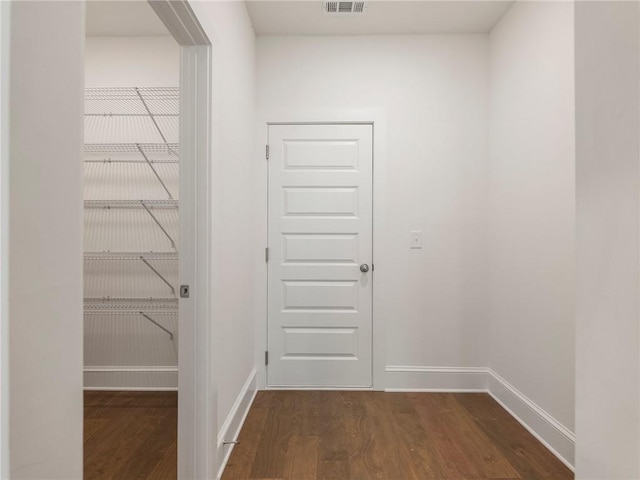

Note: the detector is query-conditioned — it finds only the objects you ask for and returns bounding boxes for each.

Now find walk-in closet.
[83,16,181,476]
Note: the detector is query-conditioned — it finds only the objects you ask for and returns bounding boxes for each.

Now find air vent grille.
[323,1,367,15]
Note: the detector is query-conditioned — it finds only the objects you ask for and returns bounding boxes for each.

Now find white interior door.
[267,124,373,388]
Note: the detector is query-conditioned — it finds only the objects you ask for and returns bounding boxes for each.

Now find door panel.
[267,124,373,387]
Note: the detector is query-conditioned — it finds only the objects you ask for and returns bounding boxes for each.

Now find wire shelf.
[84,298,178,312]
[85,200,179,209]
[84,252,178,260]
[85,87,179,116]
[84,144,179,164]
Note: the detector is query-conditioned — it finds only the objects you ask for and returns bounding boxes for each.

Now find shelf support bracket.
[141,201,177,251]
[134,87,178,158]
[140,256,176,296]
[137,144,174,200]
[140,312,174,340]
[135,87,169,143]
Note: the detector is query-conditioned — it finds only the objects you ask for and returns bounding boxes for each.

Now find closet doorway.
[83,2,212,478]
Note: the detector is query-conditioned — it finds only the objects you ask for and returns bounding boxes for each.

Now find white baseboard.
[385,365,488,392]
[83,366,178,390]
[216,368,257,480]
[487,368,575,471]
[384,365,574,471]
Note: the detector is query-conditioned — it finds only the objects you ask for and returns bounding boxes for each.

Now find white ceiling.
[86,1,514,38]
[86,1,170,37]
[246,1,515,36]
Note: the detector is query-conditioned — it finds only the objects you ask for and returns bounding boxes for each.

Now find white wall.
[487,0,575,465]
[0,2,9,477]
[187,1,258,473]
[9,2,84,478]
[256,35,490,384]
[575,2,640,478]
[85,36,179,87]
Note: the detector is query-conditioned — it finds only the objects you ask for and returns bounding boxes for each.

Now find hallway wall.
[256,34,491,382]
[487,0,575,465]
[8,2,85,478]
[188,1,259,474]
[575,2,640,478]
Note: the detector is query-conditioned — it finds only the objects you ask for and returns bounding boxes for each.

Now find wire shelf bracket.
[141,201,177,251]
[141,256,176,296]
[140,312,174,340]
[137,144,174,200]
[134,87,176,152]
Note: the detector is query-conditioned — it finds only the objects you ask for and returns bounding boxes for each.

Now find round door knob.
[360,263,370,273]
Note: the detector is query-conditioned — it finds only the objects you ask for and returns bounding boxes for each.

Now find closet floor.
[84,391,177,479]
[222,391,574,480]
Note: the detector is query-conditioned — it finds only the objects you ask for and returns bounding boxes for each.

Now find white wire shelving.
[83,87,180,367]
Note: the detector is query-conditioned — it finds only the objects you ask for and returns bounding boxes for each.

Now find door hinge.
[265,351,269,366]
[266,145,270,160]
[265,247,269,262]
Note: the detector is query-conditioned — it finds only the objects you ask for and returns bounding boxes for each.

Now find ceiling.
[86,1,514,38]
[86,1,170,37]
[246,1,515,36]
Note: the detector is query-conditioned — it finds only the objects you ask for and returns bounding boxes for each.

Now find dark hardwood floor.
[84,390,573,480]
[84,391,177,480]
[222,391,574,480]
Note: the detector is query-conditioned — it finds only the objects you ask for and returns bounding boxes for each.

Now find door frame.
[256,109,388,392]
[148,2,214,478]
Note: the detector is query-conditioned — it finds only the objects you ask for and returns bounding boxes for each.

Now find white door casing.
[267,124,373,388]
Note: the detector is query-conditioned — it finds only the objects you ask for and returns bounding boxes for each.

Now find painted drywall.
[188,0,258,460]
[9,2,84,478]
[85,36,179,87]
[0,2,8,477]
[575,2,640,478]
[84,36,180,390]
[487,0,575,460]
[256,35,490,379]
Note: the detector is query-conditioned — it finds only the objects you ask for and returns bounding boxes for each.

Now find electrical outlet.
[410,231,422,249]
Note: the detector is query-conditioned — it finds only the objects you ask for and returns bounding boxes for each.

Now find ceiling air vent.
[323,1,367,15]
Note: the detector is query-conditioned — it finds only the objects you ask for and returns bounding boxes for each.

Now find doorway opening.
[83,4,180,478]
[82,2,213,478]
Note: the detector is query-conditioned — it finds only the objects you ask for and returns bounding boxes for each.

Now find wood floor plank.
[250,392,301,479]
[456,394,573,479]
[392,411,453,479]
[283,436,319,479]
[435,393,521,479]
[145,438,178,480]
[223,407,270,479]
[316,392,351,480]
[119,409,177,479]
[84,392,177,480]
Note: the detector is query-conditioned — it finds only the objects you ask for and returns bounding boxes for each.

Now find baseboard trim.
[216,368,257,479]
[385,365,488,392]
[83,386,178,392]
[487,368,575,471]
[84,366,178,390]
